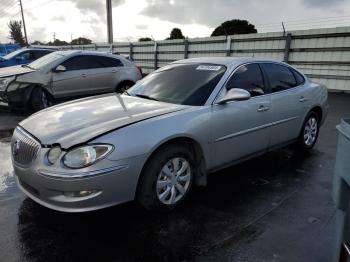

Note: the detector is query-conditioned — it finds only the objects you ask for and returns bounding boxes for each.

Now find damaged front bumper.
[0,82,33,107]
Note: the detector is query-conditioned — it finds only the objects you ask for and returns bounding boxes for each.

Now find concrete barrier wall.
[40,26,350,92]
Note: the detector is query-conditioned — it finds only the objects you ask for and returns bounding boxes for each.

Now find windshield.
[128,63,226,106]
[2,49,24,60]
[28,52,65,70]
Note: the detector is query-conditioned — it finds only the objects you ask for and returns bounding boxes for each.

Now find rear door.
[261,63,308,147]
[88,56,124,93]
[211,63,272,168]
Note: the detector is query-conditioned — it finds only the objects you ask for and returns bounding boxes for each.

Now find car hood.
[19,94,189,148]
[0,65,35,77]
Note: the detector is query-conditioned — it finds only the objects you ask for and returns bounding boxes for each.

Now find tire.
[116,82,133,93]
[137,144,195,210]
[31,87,52,112]
[297,111,320,151]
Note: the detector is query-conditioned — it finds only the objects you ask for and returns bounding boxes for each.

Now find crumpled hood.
[20,94,188,148]
[0,65,35,78]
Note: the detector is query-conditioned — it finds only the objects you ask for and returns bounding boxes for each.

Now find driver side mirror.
[53,65,66,72]
[217,88,251,104]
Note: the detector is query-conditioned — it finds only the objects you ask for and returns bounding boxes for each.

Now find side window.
[262,63,297,93]
[61,55,102,71]
[226,63,265,97]
[33,50,51,59]
[94,56,123,68]
[291,68,305,86]
[16,51,31,60]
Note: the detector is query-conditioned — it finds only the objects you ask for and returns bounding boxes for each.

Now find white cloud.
[0,0,350,44]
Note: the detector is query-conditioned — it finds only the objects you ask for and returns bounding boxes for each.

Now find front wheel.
[297,112,320,150]
[31,88,52,112]
[137,144,194,210]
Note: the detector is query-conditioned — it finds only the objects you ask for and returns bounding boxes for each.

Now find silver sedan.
[11,57,328,212]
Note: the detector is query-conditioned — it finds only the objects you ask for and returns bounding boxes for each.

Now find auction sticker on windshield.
[196,65,222,71]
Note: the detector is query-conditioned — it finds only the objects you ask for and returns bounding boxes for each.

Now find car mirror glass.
[217,88,251,104]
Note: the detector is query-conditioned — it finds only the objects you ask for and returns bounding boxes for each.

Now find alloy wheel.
[304,117,318,146]
[156,157,191,205]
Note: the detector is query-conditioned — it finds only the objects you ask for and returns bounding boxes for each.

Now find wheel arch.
[136,135,208,198]
[115,80,135,92]
[309,105,323,122]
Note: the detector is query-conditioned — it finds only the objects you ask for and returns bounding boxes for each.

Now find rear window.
[128,63,226,106]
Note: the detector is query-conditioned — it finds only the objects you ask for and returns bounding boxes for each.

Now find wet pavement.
[0,93,349,262]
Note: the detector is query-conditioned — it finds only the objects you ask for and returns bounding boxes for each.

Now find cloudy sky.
[0,0,350,43]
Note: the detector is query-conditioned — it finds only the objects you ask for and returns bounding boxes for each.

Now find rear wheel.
[31,87,52,112]
[297,111,320,150]
[137,144,194,210]
[116,81,134,93]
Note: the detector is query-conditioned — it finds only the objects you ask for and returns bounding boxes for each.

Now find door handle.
[299,96,308,102]
[258,105,270,112]
[111,70,117,73]
[81,74,87,78]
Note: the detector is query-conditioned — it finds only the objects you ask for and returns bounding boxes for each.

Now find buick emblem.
[12,140,20,156]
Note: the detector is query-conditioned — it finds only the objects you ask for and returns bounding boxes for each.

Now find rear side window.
[61,55,102,71]
[262,63,297,93]
[291,68,305,86]
[94,56,123,67]
[33,50,52,59]
[226,63,265,97]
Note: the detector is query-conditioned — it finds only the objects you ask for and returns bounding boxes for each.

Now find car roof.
[22,47,57,51]
[173,57,288,67]
[51,50,127,60]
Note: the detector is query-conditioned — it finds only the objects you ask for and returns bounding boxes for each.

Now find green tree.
[167,28,184,40]
[71,37,92,45]
[8,20,26,46]
[138,37,152,42]
[211,19,257,37]
[47,39,69,46]
[31,40,44,45]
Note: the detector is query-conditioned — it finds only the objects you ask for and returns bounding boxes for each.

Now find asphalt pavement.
[0,92,349,262]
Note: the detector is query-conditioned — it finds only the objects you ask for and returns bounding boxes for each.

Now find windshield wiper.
[134,94,159,101]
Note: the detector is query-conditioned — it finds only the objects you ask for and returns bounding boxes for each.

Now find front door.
[211,63,272,169]
[51,55,96,98]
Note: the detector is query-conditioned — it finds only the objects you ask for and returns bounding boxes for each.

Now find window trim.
[259,62,303,95]
[213,62,270,105]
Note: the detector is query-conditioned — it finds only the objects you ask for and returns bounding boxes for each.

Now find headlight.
[0,76,15,91]
[47,146,62,164]
[62,144,114,169]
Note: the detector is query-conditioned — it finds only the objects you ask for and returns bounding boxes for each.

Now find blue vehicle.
[0,48,55,68]
[0,44,20,57]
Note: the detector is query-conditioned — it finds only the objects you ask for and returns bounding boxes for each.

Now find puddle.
[0,142,14,194]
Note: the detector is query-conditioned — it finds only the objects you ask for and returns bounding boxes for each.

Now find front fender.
[91,106,212,168]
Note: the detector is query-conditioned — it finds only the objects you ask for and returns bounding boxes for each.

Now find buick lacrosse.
[11,57,328,212]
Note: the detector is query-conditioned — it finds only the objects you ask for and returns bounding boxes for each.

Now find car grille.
[11,127,41,166]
